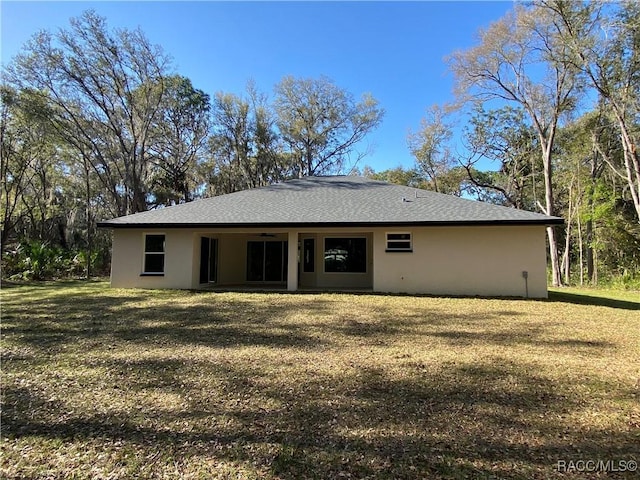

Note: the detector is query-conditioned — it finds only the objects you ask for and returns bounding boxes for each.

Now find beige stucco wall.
[372,226,548,298]
[109,225,549,297]
[110,229,196,289]
[110,229,292,289]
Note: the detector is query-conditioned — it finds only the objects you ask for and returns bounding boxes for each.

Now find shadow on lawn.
[3,357,638,479]
[2,284,616,359]
[0,281,515,353]
[548,290,640,311]
[430,330,616,351]
[1,288,331,353]
[2,283,638,478]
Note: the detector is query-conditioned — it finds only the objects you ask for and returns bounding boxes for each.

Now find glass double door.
[247,240,288,282]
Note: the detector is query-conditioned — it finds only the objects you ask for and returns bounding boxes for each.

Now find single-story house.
[98,175,563,298]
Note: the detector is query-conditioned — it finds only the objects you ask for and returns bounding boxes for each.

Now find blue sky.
[1,1,515,172]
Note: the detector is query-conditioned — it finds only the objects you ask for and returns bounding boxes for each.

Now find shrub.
[3,241,87,280]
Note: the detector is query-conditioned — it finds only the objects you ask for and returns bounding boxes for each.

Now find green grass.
[2,281,639,479]
[549,286,640,306]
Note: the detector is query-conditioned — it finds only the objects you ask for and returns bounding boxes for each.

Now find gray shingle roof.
[97,176,563,228]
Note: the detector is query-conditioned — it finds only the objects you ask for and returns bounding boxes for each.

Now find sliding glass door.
[247,241,288,282]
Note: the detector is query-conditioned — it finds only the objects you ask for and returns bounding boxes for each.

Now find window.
[143,234,165,274]
[324,237,366,273]
[303,238,315,273]
[386,232,412,252]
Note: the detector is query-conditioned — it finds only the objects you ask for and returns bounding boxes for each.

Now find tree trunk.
[542,140,562,287]
[80,158,92,279]
[547,226,562,287]
[613,109,640,222]
[593,241,598,285]
[585,220,594,282]
[305,145,313,177]
[586,148,598,282]
[561,185,572,284]
[86,214,92,279]
[0,220,13,256]
[562,235,571,283]
[577,210,584,285]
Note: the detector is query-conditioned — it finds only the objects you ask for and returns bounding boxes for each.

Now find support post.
[287,231,298,291]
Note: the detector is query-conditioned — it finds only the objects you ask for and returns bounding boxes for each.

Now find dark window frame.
[385,232,412,252]
[142,233,165,275]
[199,237,218,284]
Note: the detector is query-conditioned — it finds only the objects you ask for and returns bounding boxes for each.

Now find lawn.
[1,282,638,479]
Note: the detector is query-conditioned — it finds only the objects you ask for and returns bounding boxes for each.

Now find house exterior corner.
[372,225,548,298]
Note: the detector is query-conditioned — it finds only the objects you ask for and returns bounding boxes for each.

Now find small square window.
[386,232,412,252]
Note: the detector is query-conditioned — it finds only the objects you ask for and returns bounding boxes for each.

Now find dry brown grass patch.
[1,281,638,479]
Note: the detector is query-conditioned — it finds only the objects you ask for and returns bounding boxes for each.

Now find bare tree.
[408,105,455,193]
[449,5,579,286]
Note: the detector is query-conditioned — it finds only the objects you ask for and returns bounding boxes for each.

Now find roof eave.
[97,218,564,229]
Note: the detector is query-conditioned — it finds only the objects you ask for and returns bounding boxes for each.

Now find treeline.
[2,2,639,288]
[369,1,639,288]
[0,11,383,278]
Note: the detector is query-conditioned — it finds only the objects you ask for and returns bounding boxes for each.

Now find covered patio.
[195,230,374,292]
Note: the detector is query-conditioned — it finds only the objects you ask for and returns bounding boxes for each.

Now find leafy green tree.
[0,84,109,276]
[364,166,423,188]
[205,85,287,195]
[586,180,640,283]
[148,75,211,206]
[550,104,640,286]
[274,76,384,177]
[0,85,61,255]
[463,106,542,210]
[543,0,640,221]
[1,85,31,254]
[6,10,173,215]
